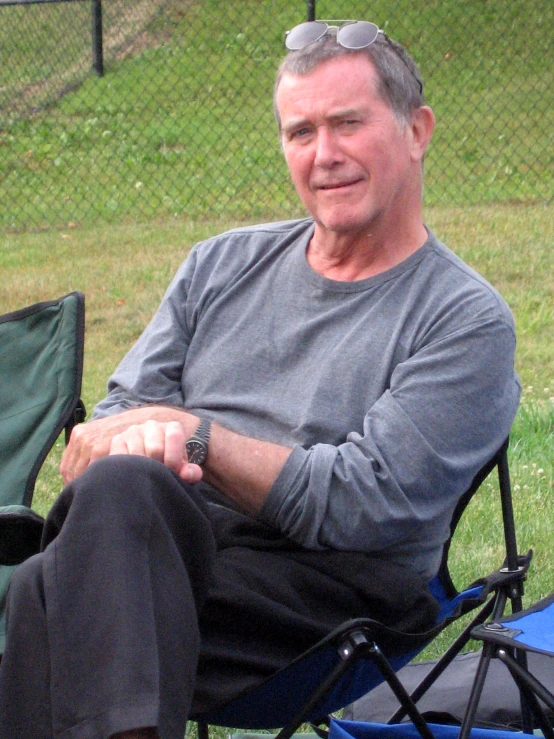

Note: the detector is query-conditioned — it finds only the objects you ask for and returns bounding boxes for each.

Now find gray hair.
[274,29,425,129]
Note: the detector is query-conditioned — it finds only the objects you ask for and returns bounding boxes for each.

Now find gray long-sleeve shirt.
[94,219,521,580]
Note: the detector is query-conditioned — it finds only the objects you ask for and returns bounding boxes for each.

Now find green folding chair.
[0,292,86,654]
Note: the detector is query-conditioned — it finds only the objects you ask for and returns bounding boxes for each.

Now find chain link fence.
[1,0,552,231]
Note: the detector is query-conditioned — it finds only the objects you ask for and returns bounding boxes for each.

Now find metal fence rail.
[0,0,104,75]
[1,0,552,231]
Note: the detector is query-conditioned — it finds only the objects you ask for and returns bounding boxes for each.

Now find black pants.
[0,456,438,739]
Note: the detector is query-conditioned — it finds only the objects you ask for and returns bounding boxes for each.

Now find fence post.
[92,0,104,76]
[307,0,316,21]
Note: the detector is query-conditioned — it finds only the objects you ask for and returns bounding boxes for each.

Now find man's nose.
[314,128,343,168]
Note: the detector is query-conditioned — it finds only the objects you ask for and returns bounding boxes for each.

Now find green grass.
[1,0,552,230]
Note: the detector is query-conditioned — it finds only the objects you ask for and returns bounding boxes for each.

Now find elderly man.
[0,20,520,739]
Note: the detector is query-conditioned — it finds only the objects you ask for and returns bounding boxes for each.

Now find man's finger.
[163,421,188,473]
[142,420,167,463]
[109,434,130,456]
[109,426,145,456]
[61,425,92,483]
[179,462,203,484]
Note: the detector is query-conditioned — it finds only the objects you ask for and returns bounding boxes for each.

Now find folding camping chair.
[193,437,532,739]
[459,593,554,739]
[325,597,554,739]
[0,292,86,655]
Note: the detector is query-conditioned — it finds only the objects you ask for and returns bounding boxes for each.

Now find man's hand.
[109,420,203,483]
[61,406,292,513]
[60,406,198,484]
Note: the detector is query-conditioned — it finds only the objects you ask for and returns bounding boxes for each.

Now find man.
[0,21,520,739]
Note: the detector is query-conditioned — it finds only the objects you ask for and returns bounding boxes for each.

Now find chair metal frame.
[460,593,554,739]
[384,440,532,730]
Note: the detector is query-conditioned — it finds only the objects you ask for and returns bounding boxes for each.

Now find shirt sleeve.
[259,312,521,579]
[92,252,197,419]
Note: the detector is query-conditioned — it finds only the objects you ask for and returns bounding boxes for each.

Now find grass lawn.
[1,0,552,229]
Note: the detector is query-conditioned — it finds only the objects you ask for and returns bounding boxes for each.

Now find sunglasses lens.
[285,21,328,50]
[337,21,379,49]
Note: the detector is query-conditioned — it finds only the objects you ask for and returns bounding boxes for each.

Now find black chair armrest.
[0,505,45,565]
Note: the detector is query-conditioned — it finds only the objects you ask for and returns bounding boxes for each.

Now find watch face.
[186,440,208,465]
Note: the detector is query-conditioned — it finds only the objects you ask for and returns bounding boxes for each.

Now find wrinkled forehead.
[277,53,380,99]
[275,54,381,122]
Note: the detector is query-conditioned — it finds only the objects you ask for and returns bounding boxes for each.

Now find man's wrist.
[185,418,211,466]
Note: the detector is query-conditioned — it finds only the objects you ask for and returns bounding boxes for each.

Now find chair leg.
[275,649,357,739]
[387,596,496,723]
[497,648,554,711]
[458,642,495,739]
[369,645,434,739]
[197,720,210,739]
[497,648,554,739]
[276,631,436,739]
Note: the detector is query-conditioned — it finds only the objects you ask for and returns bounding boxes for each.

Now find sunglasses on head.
[284,20,423,94]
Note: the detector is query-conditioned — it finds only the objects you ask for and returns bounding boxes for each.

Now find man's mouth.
[317,178,363,191]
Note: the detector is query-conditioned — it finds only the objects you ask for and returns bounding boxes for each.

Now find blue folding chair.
[326,597,554,739]
[193,438,532,739]
[461,593,554,739]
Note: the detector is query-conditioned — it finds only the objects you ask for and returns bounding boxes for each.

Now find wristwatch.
[185,418,211,465]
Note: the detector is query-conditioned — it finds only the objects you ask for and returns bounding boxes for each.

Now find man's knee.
[44,456,184,542]
[43,456,215,575]
[78,454,180,503]
[77,455,211,527]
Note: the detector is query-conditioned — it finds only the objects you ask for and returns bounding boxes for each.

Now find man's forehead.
[276,55,380,115]
[277,54,378,99]
[282,52,376,80]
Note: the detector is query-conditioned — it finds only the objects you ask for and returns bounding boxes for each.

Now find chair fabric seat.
[196,578,487,729]
[0,505,45,566]
[473,594,554,656]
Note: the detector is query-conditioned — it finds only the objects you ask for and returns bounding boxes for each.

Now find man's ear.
[408,106,435,163]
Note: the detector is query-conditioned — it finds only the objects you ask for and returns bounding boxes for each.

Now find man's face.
[276,54,419,240]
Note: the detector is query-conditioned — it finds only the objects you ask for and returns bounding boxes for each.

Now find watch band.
[185,418,211,466]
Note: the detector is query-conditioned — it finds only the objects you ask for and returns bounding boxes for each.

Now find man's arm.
[61,408,292,514]
[200,422,292,513]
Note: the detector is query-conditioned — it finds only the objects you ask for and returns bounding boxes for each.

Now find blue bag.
[329,718,535,739]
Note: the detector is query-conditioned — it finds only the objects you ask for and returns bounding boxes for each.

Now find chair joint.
[338,629,375,660]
